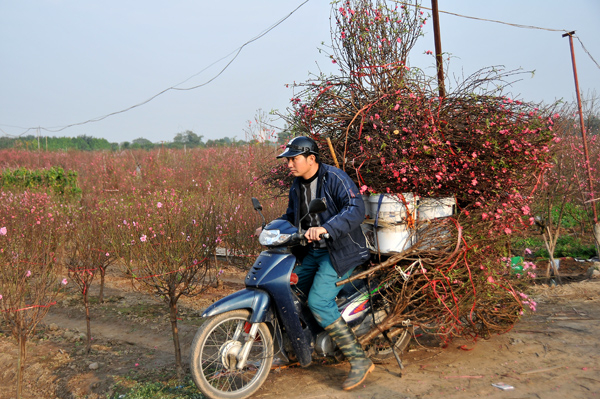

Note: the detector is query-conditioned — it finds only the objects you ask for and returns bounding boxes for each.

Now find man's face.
[286,154,317,179]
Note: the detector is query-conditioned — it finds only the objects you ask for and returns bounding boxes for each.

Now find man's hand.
[254,227,263,237]
[305,226,328,242]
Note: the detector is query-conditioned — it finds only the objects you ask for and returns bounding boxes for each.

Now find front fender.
[202,288,271,323]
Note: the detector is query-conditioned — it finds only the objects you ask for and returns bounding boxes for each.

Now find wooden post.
[431,0,446,98]
[563,31,600,255]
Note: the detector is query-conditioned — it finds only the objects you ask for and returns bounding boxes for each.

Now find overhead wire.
[575,36,600,71]
[1,0,311,136]
[394,0,600,70]
[2,0,599,137]
[394,1,566,32]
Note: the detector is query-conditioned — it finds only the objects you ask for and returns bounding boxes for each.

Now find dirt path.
[0,267,599,398]
[0,268,240,399]
[252,283,600,398]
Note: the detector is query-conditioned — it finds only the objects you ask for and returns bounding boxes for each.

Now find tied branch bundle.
[357,218,527,345]
[270,0,556,344]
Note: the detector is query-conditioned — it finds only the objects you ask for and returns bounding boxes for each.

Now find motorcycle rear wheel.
[368,325,413,363]
[189,309,273,399]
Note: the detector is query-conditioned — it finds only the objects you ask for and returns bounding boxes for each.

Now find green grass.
[513,235,596,259]
[551,202,590,230]
[538,235,596,259]
[109,376,205,399]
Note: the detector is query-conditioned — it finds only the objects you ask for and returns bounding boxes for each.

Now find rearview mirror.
[252,197,263,211]
[307,198,327,214]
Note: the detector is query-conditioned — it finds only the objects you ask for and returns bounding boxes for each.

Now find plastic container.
[361,194,371,219]
[510,256,524,274]
[373,224,414,254]
[368,193,416,223]
[417,197,456,220]
[416,223,451,251]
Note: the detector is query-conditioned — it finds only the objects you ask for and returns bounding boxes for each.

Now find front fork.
[235,322,261,370]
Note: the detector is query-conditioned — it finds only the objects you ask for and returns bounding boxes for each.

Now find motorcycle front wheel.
[189,309,273,399]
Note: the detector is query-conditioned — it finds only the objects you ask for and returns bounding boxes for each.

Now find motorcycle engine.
[314,331,335,356]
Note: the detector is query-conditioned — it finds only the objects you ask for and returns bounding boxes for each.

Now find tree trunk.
[594,223,600,258]
[17,333,27,399]
[84,287,92,354]
[543,226,562,284]
[169,298,184,381]
[99,267,106,303]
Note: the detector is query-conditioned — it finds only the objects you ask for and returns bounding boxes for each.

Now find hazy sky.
[1,1,599,144]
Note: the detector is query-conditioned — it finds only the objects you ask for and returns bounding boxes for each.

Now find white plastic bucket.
[373,224,414,253]
[361,194,371,219]
[416,223,451,250]
[417,197,456,220]
[368,193,416,223]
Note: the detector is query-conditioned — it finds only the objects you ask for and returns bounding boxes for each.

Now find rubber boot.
[324,317,375,390]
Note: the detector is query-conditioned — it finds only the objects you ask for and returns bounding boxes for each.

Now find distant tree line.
[1,114,596,153]
[0,130,286,152]
[0,135,116,151]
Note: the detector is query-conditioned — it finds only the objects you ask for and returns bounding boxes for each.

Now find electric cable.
[575,36,600,71]
[393,1,599,71]
[2,0,598,137]
[0,0,311,136]
[393,1,566,32]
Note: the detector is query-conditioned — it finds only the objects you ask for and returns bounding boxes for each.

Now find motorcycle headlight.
[259,229,291,246]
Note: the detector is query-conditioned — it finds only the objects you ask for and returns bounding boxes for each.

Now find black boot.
[325,317,375,390]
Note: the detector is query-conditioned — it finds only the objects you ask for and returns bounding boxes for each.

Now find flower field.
[0,125,598,397]
[1,0,600,396]
[0,144,287,396]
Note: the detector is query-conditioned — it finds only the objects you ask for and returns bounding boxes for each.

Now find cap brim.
[276,148,304,158]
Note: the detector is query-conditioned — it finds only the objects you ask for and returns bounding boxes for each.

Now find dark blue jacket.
[279,163,370,276]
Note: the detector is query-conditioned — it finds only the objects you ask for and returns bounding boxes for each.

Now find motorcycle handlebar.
[291,232,305,241]
[293,232,330,246]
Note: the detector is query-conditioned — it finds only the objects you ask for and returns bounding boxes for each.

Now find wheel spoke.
[201,317,268,392]
[190,310,273,398]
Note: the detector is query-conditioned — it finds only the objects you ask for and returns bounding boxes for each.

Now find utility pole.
[431,0,446,98]
[562,31,600,254]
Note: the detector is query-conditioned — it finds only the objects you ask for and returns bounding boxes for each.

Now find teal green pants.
[294,248,354,328]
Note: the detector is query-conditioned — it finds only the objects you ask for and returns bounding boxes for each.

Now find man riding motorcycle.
[274,136,373,391]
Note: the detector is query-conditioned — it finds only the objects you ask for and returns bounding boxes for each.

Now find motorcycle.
[189,197,412,399]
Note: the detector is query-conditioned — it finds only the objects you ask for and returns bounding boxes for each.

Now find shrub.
[0,166,81,197]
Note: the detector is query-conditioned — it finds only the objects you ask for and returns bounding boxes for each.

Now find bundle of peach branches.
[267,0,556,344]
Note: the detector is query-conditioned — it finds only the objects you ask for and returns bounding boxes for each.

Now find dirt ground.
[1,258,599,399]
